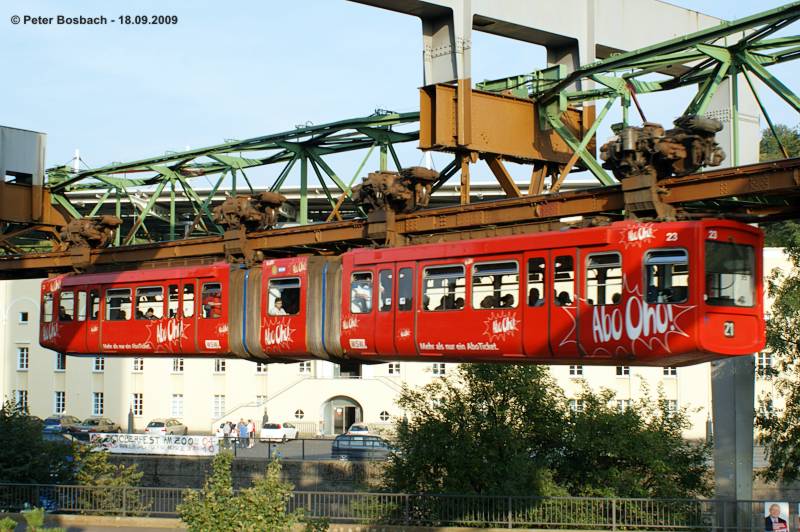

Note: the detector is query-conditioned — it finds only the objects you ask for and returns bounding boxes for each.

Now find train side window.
[527,258,546,307]
[705,242,754,307]
[43,293,53,322]
[77,291,87,321]
[554,256,575,306]
[89,290,100,320]
[472,261,519,309]
[586,253,622,306]
[201,283,222,319]
[268,278,301,316]
[645,249,689,304]
[168,285,179,318]
[350,272,373,314]
[59,291,74,321]
[183,284,195,318]
[423,265,465,311]
[105,288,132,321]
[379,270,393,312]
[397,268,413,311]
[135,287,164,320]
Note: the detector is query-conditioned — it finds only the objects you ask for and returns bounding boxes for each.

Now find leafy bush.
[72,444,146,515]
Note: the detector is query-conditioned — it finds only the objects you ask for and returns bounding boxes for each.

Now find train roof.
[57,261,229,288]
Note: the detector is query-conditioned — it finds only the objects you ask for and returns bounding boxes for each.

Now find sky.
[1,0,797,187]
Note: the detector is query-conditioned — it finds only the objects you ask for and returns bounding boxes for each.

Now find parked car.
[331,434,393,461]
[259,422,299,442]
[43,415,81,434]
[347,423,369,434]
[145,418,187,436]
[68,417,121,436]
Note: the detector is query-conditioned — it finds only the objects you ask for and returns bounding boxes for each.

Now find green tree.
[759,124,800,162]
[0,400,73,483]
[755,237,800,481]
[553,387,711,498]
[72,443,145,515]
[384,364,567,496]
[179,453,302,532]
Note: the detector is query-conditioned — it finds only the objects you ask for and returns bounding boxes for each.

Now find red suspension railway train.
[40,219,764,366]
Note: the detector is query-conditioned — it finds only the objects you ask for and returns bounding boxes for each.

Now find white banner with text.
[89,433,218,456]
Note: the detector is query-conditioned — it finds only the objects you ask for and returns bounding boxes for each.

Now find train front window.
[645,249,689,304]
[554,256,575,306]
[472,261,519,309]
[705,241,755,307]
[586,253,622,306]
[43,293,53,322]
[397,268,413,311]
[105,288,131,321]
[268,278,301,316]
[350,272,373,314]
[59,291,74,321]
[379,270,393,312]
[135,287,164,320]
[201,283,222,319]
[423,265,465,311]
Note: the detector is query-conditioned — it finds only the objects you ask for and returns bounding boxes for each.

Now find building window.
[17,347,29,371]
[379,410,390,421]
[54,391,66,414]
[295,409,305,420]
[14,390,28,412]
[756,352,772,371]
[19,312,29,323]
[171,394,183,417]
[214,359,226,373]
[93,356,105,372]
[663,366,677,377]
[616,366,630,376]
[256,395,267,405]
[432,363,446,376]
[131,393,143,416]
[212,395,226,418]
[298,361,312,375]
[568,399,585,413]
[92,392,104,416]
[663,399,678,413]
[569,365,583,377]
[55,352,66,372]
[255,362,268,374]
[616,399,631,411]
[133,358,144,372]
[388,363,400,376]
[172,358,184,373]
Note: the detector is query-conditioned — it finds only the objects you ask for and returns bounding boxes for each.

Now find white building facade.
[0,248,789,439]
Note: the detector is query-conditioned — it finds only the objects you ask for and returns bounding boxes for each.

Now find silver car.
[145,418,188,435]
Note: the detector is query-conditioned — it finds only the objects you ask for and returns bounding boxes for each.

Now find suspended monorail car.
[40,219,764,366]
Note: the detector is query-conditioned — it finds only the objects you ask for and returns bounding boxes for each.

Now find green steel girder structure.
[477,1,800,179]
[42,111,421,245]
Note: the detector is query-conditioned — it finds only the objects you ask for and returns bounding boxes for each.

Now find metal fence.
[0,483,791,530]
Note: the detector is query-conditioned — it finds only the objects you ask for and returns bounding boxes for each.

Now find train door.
[179,281,197,353]
[522,253,550,358]
[374,268,395,356]
[578,250,623,359]
[549,250,579,358]
[197,279,226,353]
[85,286,101,352]
[394,263,416,355]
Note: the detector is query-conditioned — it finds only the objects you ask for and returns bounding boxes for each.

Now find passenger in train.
[144,308,157,320]
[454,297,465,309]
[479,295,496,309]
[528,288,543,307]
[269,297,287,316]
[612,293,621,304]
[351,282,372,313]
[58,306,72,321]
[556,291,571,306]
[500,294,515,308]
[434,296,447,311]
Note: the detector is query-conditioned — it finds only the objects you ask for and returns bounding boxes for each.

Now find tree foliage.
[760,124,800,162]
[72,444,145,515]
[755,236,800,481]
[178,452,303,532]
[0,400,73,484]
[385,365,710,499]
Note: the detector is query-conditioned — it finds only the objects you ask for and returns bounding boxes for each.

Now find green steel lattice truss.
[11,2,800,251]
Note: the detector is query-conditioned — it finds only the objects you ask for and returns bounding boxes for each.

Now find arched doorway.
[321,396,363,435]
